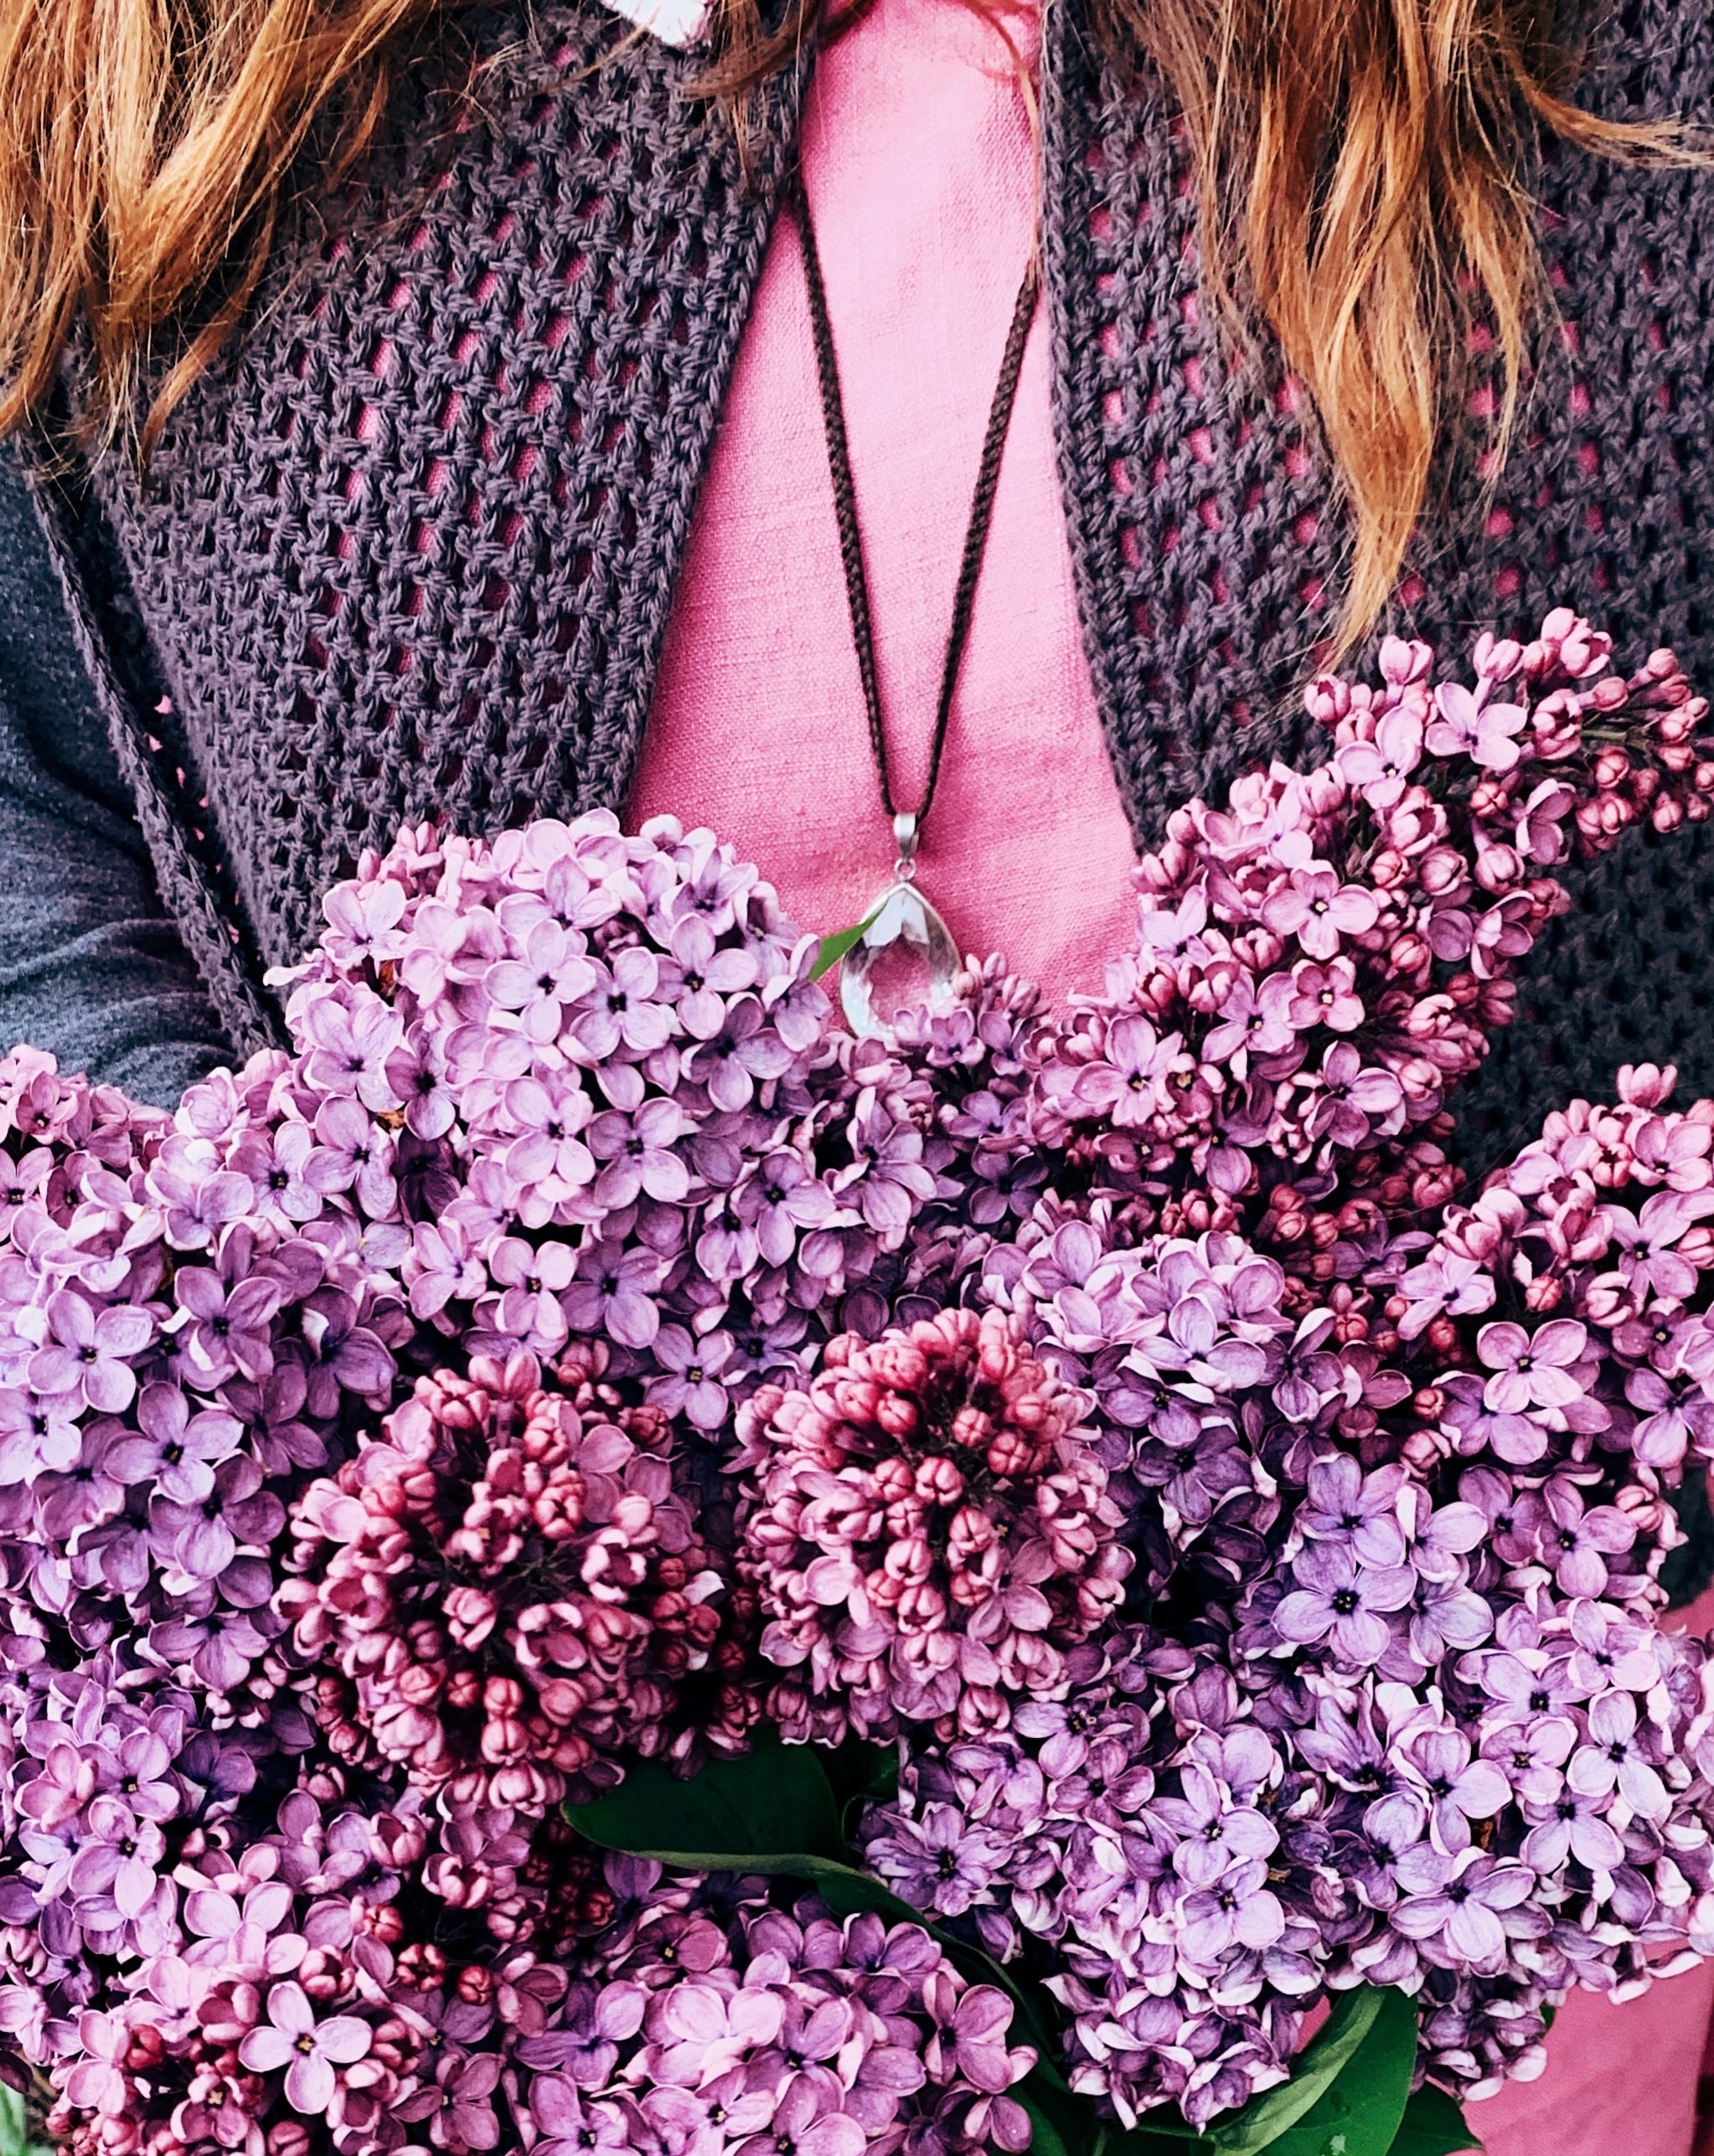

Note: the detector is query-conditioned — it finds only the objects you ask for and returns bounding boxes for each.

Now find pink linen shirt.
[625,0,1714,2147]
[629,0,1138,1004]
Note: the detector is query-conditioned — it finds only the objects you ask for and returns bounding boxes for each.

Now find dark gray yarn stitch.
[1042,0,1714,1158]
[34,0,1714,1177]
[26,455,282,1055]
[52,3,810,1057]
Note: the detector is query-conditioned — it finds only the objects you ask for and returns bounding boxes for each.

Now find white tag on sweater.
[596,0,710,46]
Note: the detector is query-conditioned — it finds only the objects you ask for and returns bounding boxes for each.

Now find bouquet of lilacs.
[0,610,1711,2156]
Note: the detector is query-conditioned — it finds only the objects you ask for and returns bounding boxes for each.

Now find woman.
[0,0,1709,2145]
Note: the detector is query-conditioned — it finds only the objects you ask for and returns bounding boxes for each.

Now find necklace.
[792,175,1040,1039]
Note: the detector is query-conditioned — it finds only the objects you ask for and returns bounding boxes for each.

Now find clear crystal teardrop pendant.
[793,185,1038,1049]
[840,813,962,1041]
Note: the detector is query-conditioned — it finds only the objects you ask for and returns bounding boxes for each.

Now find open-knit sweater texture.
[4,0,1714,1178]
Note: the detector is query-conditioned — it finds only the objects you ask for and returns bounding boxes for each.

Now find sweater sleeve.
[0,442,234,1108]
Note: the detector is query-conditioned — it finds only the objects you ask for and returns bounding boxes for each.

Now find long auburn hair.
[0,0,1697,652]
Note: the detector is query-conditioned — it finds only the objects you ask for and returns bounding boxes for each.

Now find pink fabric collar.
[596,0,709,49]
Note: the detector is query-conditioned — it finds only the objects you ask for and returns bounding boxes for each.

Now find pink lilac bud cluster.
[731,1308,1130,1743]
[280,1346,742,1810]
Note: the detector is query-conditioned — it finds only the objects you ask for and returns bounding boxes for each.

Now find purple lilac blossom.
[0,622,1711,2154]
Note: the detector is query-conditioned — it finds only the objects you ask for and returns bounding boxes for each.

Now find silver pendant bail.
[892,810,919,882]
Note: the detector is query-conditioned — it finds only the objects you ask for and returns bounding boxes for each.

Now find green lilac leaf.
[1384,2086,1482,2156]
[564,1730,842,1859]
[1020,2081,1079,2156]
[1198,1989,1388,2154]
[810,910,881,981]
[1098,2128,1193,2156]
[1106,2111,1202,2144]
[838,1741,900,1846]
[0,2085,47,2156]
[1232,1988,1419,2156]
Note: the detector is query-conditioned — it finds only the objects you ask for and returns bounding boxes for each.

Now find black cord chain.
[791,173,1040,839]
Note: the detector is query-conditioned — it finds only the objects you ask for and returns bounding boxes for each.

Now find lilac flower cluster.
[282,809,924,1389]
[281,1346,738,1813]
[732,1308,1129,1743]
[926,1153,1714,2114]
[857,1595,1714,2125]
[1031,616,1713,1278]
[40,1774,1030,2156]
[1389,1060,1714,1485]
[0,1047,397,1736]
[0,810,1057,2156]
[0,616,1711,2153]
[550,1860,1036,2156]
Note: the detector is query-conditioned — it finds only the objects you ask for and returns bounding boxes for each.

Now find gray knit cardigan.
[5,0,1714,1174]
